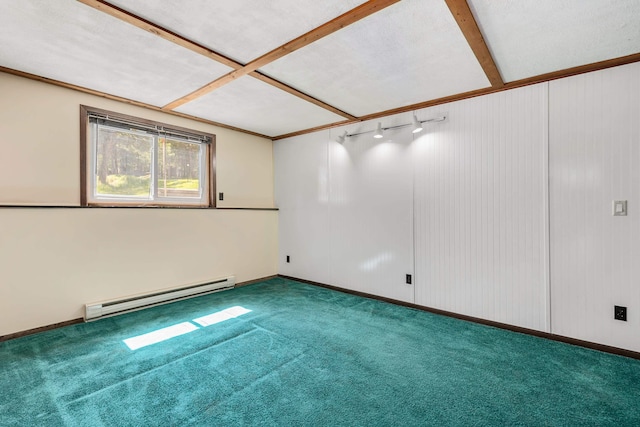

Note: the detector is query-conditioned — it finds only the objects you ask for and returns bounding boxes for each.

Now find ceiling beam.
[240,0,401,72]
[0,66,270,139]
[6,51,640,142]
[444,0,504,88]
[248,71,357,120]
[273,52,640,140]
[163,0,401,110]
[274,120,356,141]
[77,0,241,70]
[77,0,357,120]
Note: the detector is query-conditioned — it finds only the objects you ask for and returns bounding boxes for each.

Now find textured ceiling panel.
[0,0,232,107]
[175,76,346,137]
[108,0,367,64]
[469,0,640,82]
[261,0,490,117]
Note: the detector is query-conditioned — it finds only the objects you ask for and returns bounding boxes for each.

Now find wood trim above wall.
[273,52,640,140]
[273,119,355,140]
[0,66,271,139]
[5,34,639,142]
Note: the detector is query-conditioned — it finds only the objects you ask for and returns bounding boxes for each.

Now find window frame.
[80,105,216,208]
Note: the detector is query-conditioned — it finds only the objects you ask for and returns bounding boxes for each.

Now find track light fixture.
[373,122,384,139]
[336,131,347,144]
[335,115,446,142]
[412,114,423,133]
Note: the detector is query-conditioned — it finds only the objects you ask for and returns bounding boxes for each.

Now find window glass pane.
[95,127,153,198]
[157,138,202,199]
[84,107,212,207]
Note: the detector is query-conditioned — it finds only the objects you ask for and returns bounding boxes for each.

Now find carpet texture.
[1,277,639,426]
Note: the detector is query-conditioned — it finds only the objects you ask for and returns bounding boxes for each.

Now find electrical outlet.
[613,200,627,216]
[218,192,224,201]
[614,305,627,321]
[286,255,290,263]
[406,274,412,285]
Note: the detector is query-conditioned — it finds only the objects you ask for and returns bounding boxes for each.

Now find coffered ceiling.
[1,0,639,139]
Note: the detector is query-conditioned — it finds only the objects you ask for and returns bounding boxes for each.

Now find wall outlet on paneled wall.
[614,305,627,321]
[613,200,627,216]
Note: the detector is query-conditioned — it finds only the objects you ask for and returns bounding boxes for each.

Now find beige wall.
[0,71,277,336]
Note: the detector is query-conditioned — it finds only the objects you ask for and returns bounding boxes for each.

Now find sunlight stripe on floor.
[193,306,252,327]
[123,322,199,350]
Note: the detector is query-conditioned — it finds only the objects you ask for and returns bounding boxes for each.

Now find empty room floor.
[1,277,639,426]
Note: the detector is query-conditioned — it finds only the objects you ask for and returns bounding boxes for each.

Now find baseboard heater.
[84,276,236,321]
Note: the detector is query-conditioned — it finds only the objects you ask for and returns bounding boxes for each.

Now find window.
[81,106,215,207]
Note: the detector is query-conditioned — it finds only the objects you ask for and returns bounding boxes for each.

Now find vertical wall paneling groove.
[275,120,415,303]
[412,84,549,331]
[549,62,640,352]
[274,131,331,284]
[276,63,640,351]
[544,82,552,333]
[327,131,333,287]
[276,83,549,333]
[327,119,415,302]
[412,121,418,304]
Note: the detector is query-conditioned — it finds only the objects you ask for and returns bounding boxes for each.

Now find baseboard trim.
[0,275,279,342]
[236,275,279,287]
[0,318,84,342]
[279,275,640,361]
[6,275,636,360]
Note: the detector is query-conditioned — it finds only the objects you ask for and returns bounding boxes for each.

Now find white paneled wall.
[549,62,640,352]
[413,84,549,331]
[276,84,549,320]
[274,132,331,284]
[275,62,640,352]
[275,118,415,302]
[328,120,414,302]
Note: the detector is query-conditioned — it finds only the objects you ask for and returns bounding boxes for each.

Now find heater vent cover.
[84,276,235,321]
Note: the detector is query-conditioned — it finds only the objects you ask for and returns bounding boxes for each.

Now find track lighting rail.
[336,115,446,143]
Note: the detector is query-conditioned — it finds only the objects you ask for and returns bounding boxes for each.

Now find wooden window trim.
[80,105,216,208]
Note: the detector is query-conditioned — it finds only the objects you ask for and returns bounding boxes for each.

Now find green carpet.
[1,277,639,426]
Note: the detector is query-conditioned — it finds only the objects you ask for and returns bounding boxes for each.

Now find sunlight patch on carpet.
[193,306,252,327]
[123,322,199,350]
